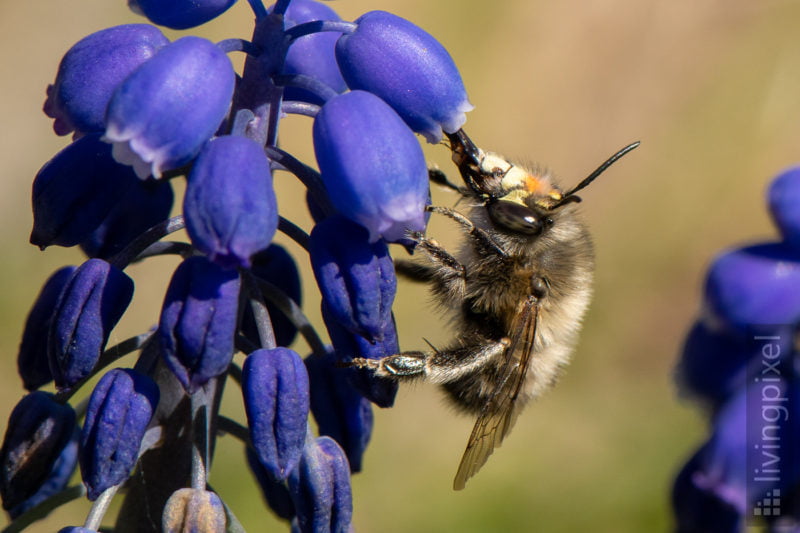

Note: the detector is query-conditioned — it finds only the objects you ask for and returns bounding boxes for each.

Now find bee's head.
[445,130,640,236]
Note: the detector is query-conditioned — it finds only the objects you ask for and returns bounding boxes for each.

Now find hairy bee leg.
[408,230,466,280]
[348,339,509,384]
[394,259,438,282]
[426,205,507,257]
[428,167,468,194]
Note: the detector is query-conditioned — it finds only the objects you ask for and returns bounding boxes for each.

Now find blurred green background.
[3,0,800,531]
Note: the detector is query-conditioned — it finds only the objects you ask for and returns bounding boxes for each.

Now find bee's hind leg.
[347,339,509,384]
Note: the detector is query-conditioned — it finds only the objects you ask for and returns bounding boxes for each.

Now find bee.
[349,129,639,489]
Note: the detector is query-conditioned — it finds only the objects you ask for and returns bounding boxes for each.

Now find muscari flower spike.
[43,24,169,137]
[280,0,348,105]
[79,368,159,500]
[313,90,429,243]
[336,10,473,143]
[184,134,279,269]
[48,259,134,390]
[310,214,396,343]
[105,35,235,179]
[162,488,227,532]
[31,133,143,250]
[17,266,76,391]
[0,391,76,514]
[130,0,237,30]
[243,348,310,481]
[159,256,241,392]
[288,436,352,533]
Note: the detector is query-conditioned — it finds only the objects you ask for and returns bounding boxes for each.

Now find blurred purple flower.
[130,0,237,30]
[769,166,800,252]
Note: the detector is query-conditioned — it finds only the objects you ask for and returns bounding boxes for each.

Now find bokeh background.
[2,0,800,531]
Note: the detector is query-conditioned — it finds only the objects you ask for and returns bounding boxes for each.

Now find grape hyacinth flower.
[673,168,800,531]
[2,0,474,530]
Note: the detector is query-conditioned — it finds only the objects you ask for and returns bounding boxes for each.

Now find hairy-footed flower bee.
[350,129,639,489]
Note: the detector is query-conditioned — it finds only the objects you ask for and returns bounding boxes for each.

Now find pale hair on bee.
[348,129,639,489]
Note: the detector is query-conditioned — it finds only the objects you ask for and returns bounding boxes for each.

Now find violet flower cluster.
[673,167,800,531]
[2,0,472,531]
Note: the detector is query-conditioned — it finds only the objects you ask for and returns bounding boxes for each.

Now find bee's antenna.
[555,141,640,207]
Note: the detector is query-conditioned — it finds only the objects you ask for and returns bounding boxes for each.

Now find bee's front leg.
[347,339,509,384]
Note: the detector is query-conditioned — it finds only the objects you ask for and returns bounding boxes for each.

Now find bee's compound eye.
[487,200,543,235]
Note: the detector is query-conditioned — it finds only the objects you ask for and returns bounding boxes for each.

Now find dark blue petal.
[305,350,373,472]
[280,0,347,105]
[243,348,310,481]
[313,90,428,242]
[105,36,235,178]
[0,392,76,512]
[130,0,237,30]
[246,447,296,520]
[704,243,800,335]
[44,24,169,137]
[162,488,227,532]
[48,259,134,389]
[79,368,159,500]
[336,11,472,143]
[58,528,98,533]
[159,256,240,392]
[8,428,78,519]
[288,437,352,533]
[310,215,396,342]
[323,304,399,408]
[243,245,303,348]
[769,166,800,251]
[30,134,141,249]
[17,266,76,390]
[80,177,174,260]
[184,135,278,269]
[676,320,793,407]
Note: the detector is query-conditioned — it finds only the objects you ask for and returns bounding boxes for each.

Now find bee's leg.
[429,167,468,195]
[394,259,438,282]
[426,205,507,258]
[348,339,509,384]
[403,230,467,292]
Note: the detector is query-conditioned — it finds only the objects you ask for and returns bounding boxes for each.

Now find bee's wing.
[453,296,539,490]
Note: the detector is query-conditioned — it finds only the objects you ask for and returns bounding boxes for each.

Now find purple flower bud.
[159,256,240,392]
[676,321,793,407]
[105,36,235,179]
[43,24,169,137]
[0,392,76,513]
[246,447,296,520]
[673,377,800,527]
[769,166,800,251]
[184,135,278,269]
[130,0,237,30]
[81,177,174,260]
[313,90,428,242]
[243,348,310,481]
[305,351,373,472]
[280,0,347,105]
[243,245,303,348]
[31,134,141,249]
[17,266,76,390]
[336,11,473,143]
[310,215,396,342]
[48,259,134,389]
[79,368,159,500]
[9,429,78,519]
[162,488,227,532]
[704,243,800,334]
[288,437,352,533]
[323,304,398,408]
